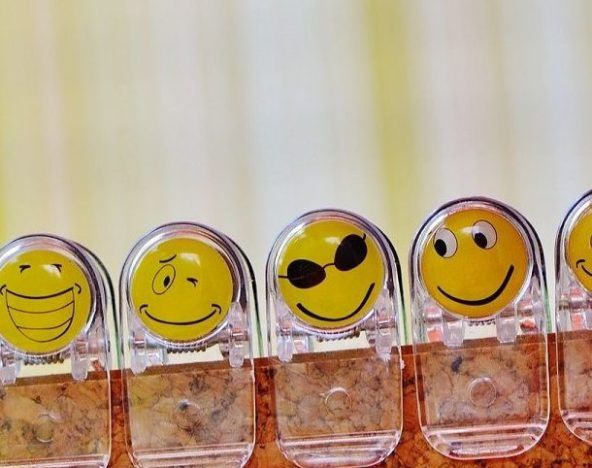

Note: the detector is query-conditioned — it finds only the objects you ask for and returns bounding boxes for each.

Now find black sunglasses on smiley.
[279,233,368,289]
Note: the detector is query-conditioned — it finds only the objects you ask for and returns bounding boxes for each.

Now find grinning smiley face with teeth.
[0,249,92,354]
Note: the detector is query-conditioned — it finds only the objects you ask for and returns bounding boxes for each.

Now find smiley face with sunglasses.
[276,218,385,330]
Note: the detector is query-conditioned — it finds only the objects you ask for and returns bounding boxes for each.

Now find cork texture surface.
[274,351,401,439]
[0,372,110,466]
[5,334,588,467]
[415,336,547,428]
[125,364,254,456]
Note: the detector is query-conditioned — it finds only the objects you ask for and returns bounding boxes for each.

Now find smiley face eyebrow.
[19,264,31,273]
[159,254,177,264]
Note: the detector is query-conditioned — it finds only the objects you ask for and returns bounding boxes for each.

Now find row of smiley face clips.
[0,192,590,466]
[0,201,550,357]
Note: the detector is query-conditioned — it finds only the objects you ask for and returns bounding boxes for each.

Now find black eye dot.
[434,239,447,257]
[163,275,171,287]
[474,232,488,249]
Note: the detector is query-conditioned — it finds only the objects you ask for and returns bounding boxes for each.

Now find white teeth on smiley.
[6,288,75,343]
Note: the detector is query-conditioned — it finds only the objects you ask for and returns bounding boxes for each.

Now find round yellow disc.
[0,249,93,354]
[566,207,592,291]
[276,219,385,330]
[420,208,530,319]
[130,237,234,342]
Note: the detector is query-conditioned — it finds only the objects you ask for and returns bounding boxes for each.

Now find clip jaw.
[417,276,546,348]
[127,301,250,374]
[274,287,399,363]
[0,320,109,386]
[125,303,251,377]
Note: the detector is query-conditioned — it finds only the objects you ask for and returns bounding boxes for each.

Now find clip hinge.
[228,302,246,368]
[277,301,295,362]
[129,325,167,374]
[559,285,592,331]
[423,297,465,347]
[367,289,396,360]
[0,344,19,386]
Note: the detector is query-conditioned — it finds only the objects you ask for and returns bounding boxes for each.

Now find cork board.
[0,371,110,466]
[124,363,254,466]
[68,333,592,466]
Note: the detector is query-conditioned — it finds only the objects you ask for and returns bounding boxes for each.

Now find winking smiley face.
[130,237,234,342]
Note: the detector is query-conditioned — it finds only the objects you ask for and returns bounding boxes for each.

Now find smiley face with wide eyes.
[130,237,234,342]
[0,248,93,354]
[276,219,385,330]
[420,208,530,319]
[566,207,592,291]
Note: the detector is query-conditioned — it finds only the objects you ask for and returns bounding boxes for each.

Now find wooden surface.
[109,334,592,467]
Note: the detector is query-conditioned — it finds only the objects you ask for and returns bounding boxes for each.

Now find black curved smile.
[296,283,375,322]
[437,265,515,306]
[576,259,592,277]
[140,303,221,325]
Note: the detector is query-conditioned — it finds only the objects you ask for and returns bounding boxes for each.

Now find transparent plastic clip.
[556,190,592,445]
[410,197,550,459]
[119,222,257,467]
[267,209,404,467]
[0,234,112,467]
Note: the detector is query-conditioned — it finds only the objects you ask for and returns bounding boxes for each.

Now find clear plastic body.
[266,209,404,468]
[0,235,112,467]
[556,191,592,445]
[119,223,257,467]
[410,198,550,459]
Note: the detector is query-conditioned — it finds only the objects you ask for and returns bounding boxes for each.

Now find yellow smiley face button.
[566,207,592,291]
[276,219,385,330]
[0,248,93,355]
[130,237,234,343]
[420,207,530,319]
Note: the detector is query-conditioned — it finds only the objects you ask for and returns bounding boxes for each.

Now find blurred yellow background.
[1,1,591,347]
